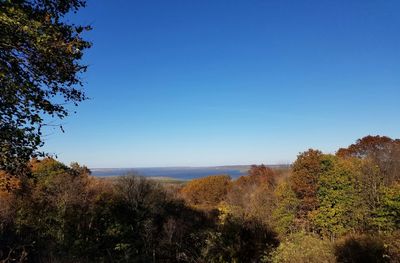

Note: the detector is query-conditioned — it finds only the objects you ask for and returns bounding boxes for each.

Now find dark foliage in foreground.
[0,159,278,262]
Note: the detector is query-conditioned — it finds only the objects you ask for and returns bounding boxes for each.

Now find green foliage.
[0,0,91,174]
[266,232,335,263]
[372,183,400,231]
[30,158,70,180]
[337,135,400,185]
[312,156,365,239]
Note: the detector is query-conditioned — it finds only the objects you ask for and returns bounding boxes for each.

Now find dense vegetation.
[0,2,399,262]
[0,135,399,262]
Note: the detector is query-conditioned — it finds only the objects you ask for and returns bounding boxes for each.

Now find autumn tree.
[180,174,231,209]
[0,158,117,261]
[229,165,276,202]
[0,0,91,175]
[226,165,276,224]
[338,135,400,231]
[357,158,384,214]
[289,149,324,228]
[247,164,276,187]
[372,182,400,231]
[337,135,400,185]
[272,180,300,236]
[312,156,365,240]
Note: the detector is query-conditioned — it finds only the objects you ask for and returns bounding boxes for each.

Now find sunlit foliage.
[1,135,399,262]
[272,180,300,236]
[226,165,276,224]
[180,174,231,209]
[290,149,324,229]
[266,232,336,263]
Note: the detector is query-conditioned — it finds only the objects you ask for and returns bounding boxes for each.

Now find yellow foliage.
[217,202,232,224]
[180,175,231,209]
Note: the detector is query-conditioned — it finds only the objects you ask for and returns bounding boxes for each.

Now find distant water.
[91,166,249,180]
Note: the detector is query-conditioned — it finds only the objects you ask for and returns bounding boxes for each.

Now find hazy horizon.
[89,163,291,169]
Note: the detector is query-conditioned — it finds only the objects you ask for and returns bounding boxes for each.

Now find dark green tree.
[0,0,91,174]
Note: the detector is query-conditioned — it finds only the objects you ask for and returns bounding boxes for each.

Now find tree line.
[1,1,399,262]
[0,135,399,262]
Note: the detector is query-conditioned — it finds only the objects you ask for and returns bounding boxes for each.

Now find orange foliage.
[180,175,231,208]
[337,135,400,185]
[290,149,323,218]
[29,157,67,173]
[337,135,398,159]
[236,164,276,188]
[0,171,21,193]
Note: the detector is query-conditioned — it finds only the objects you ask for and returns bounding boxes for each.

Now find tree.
[337,136,400,232]
[226,165,276,224]
[337,135,400,185]
[272,180,300,236]
[0,0,91,175]
[358,158,384,213]
[312,156,365,240]
[247,164,276,188]
[290,149,324,228]
[180,174,231,209]
[372,183,400,231]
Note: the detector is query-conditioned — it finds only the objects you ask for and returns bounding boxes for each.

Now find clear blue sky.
[43,0,400,168]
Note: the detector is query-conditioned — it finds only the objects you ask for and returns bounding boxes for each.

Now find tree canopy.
[1,136,400,261]
[0,0,91,174]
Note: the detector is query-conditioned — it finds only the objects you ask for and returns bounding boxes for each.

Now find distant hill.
[90,164,290,180]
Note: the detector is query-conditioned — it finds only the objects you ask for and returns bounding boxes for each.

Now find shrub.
[266,232,335,263]
[381,231,400,263]
[335,234,387,263]
[202,215,278,263]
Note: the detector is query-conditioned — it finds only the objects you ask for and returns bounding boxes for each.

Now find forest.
[1,0,400,262]
[0,135,399,262]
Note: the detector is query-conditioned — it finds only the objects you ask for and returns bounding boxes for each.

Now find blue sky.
[43,0,400,168]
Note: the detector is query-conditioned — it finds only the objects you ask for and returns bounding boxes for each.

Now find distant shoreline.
[90,164,290,180]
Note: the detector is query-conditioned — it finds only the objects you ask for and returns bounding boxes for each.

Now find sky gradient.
[43,0,400,168]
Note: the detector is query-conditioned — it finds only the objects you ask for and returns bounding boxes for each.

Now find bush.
[266,232,335,263]
[381,231,400,263]
[202,215,279,263]
[335,234,387,263]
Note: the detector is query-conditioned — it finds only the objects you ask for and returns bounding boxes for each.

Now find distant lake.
[90,166,250,180]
